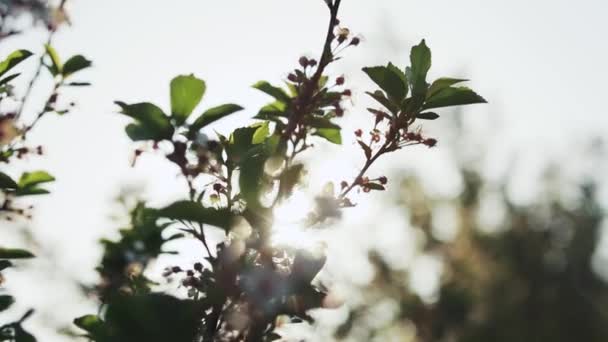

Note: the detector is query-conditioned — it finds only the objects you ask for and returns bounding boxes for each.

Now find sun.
[271,189,320,250]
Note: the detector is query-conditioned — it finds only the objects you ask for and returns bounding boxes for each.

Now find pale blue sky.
[2,0,608,340]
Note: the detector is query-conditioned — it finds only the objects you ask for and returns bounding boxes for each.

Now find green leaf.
[0,260,13,271]
[0,73,21,86]
[427,78,468,98]
[14,324,37,342]
[365,91,399,114]
[409,39,432,96]
[0,248,35,259]
[16,171,55,196]
[226,126,259,163]
[423,87,487,110]
[170,75,206,125]
[124,123,158,141]
[252,81,291,103]
[62,55,92,77]
[45,44,62,76]
[416,112,440,120]
[74,315,106,338]
[0,50,33,78]
[314,127,342,144]
[239,152,267,207]
[18,171,54,189]
[254,101,288,123]
[0,171,18,189]
[16,188,50,196]
[158,201,232,231]
[252,121,270,144]
[278,164,304,200]
[103,294,201,342]
[115,101,174,141]
[307,116,340,129]
[188,103,243,137]
[362,62,407,102]
[0,295,15,312]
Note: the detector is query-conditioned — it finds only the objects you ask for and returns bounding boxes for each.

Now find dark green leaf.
[158,201,232,231]
[254,101,288,123]
[0,248,35,259]
[0,260,12,271]
[62,55,92,76]
[423,87,487,110]
[14,324,36,342]
[74,315,106,338]
[0,295,14,312]
[362,63,407,102]
[188,103,243,137]
[0,50,33,78]
[427,78,468,98]
[365,91,399,114]
[115,101,174,141]
[314,128,342,144]
[409,39,432,96]
[15,188,50,196]
[170,75,206,125]
[0,171,18,189]
[416,112,440,120]
[124,123,158,141]
[307,116,340,130]
[252,81,291,103]
[103,294,201,342]
[0,73,20,86]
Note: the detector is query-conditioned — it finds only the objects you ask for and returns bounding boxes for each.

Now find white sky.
[2,0,608,340]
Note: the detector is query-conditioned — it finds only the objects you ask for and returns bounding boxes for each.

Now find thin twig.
[16,0,69,120]
[282,0,342,142]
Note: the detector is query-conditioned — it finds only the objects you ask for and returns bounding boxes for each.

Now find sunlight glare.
[271,190,320,250]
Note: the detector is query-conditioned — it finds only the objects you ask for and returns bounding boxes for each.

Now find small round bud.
[336,76,345,85]
[213,183,223,192]
[342,89,352,97]
[186,270,194,277]
[194,262,203,272]
[287,73,298,82]
[340,181,348,189]
[354,129,363,137]
[299,56,309,68]
[378,176,388,185]
[424,138,437,147]
[350,37,361,46]
[172,266,182,273]
[308,59,318,67]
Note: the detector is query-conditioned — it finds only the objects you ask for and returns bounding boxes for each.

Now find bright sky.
[2,0,608,340]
